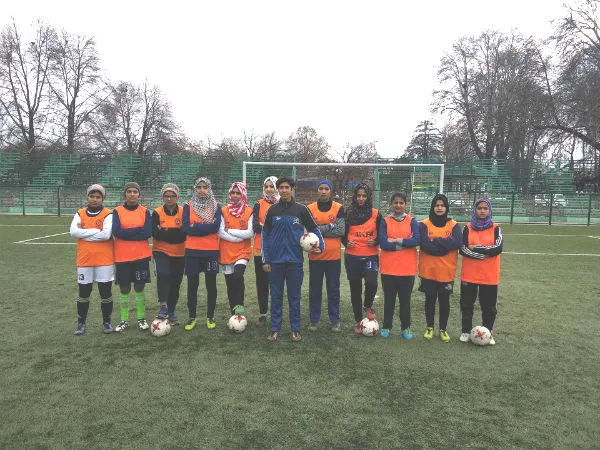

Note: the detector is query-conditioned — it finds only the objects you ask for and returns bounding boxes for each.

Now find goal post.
[242,161,445,218]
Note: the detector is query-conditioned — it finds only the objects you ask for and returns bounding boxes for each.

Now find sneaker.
[138,319,149,331]
[459,332,470,343]
[402,328,413,340]
[157,305,169,320]
[232,305,245,315]
[365,308,376,320]
[380,329,390,338]
[424,327,434,340]
[355,322,363,335]
[75,322,86,335]
[206,318,216,329]
[291,331,302,342]
[439,329,450,342]
[266,331,279,342]
[102,322,114,334]
[168,313,179,326]
[489,336,496,345]
[308,322,318,332]
[184,317,197,331]
[115,321,129,332]
[255,315,267,327]
[331,322,341,333]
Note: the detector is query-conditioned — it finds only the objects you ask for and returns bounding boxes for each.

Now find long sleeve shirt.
[70,212,113,242]
[459,225,503,260]
[262,198,324,265]
[418,222,462,256]
[378,216,420,251]
[112,204,152,240]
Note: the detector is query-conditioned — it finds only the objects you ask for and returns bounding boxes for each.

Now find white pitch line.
[504,252,600,256]
[587,236,600,240]
[18,242,76,245]
[504,234,583,237]
[0,224,66,227]
[14,232,70,244]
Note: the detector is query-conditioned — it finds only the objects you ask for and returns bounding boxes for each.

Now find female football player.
[459,198,503,345]
[418,194,462,342]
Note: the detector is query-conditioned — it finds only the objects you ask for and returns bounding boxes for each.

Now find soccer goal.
[242,161,444,218]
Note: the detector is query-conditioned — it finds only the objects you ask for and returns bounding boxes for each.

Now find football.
[299,232,319,252]
[360,317,379,336]
[470,326,492,346]
[227,314,248,333]
[150,319,171,337]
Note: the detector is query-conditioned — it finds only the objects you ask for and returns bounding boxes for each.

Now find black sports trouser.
[254,256,269,315]
[225,264,247,314]
[349,272,378,323]
[460,282,498,333]
[381,274,414,330]
[187,273,217,319]
[153,252,185,314]
[425,291,450,330]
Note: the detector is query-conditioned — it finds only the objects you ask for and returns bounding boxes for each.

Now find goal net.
[242,161,444,219]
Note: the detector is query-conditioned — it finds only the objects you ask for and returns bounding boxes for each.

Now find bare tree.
[92,80,176,155]
[0,20,55,150]
[49,30,105,151]
[435,31,549,160]
[540,0,600,157]
[285,126,330,162]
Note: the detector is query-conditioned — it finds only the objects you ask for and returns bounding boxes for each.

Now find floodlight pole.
[242,161,445,193]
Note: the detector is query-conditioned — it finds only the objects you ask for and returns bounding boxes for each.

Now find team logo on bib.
[95,219,102,227]
[175,218,182,226]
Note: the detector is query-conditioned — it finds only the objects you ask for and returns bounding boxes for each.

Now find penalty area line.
[504,251,600,257]
[14,232,70,244]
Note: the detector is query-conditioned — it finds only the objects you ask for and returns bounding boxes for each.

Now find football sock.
[100,297,113,323]
[119,293,129,322]
[135,291,145,320]
[77,298,90,323]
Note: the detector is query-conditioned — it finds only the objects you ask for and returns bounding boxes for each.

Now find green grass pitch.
[1,215,599,448]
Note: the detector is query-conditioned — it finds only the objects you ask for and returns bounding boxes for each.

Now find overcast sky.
[6,0,568,158]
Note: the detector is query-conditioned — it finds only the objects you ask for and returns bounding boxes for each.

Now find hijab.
[262,176,279,204]
[227,181,249,218]
[429,194,450,228]
[346,183,373,226]
[470,198,494,231]
[191,177,217,223]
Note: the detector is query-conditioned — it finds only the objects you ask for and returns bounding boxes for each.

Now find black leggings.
[155,255,185,314]
[381,274,414,330]
[187,273,217,319]
[460,282,498,332]
[254,256,269,315]
[425,291,450,330]
[225,264,246,314]
[349,271,378,323]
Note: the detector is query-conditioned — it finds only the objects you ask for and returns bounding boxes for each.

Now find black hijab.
[346,183,373,226]
[429,194,450,227]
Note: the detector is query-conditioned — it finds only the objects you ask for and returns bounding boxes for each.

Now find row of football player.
[70,176,502,344]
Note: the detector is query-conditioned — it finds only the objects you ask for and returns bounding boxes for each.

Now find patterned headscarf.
[346,183,373,226]
[262,176,279,204]
[227,182,248,218]
[191,177,217,223]
[470,198,493,231]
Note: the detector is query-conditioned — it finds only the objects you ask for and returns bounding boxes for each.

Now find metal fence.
[2,185,599,225]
